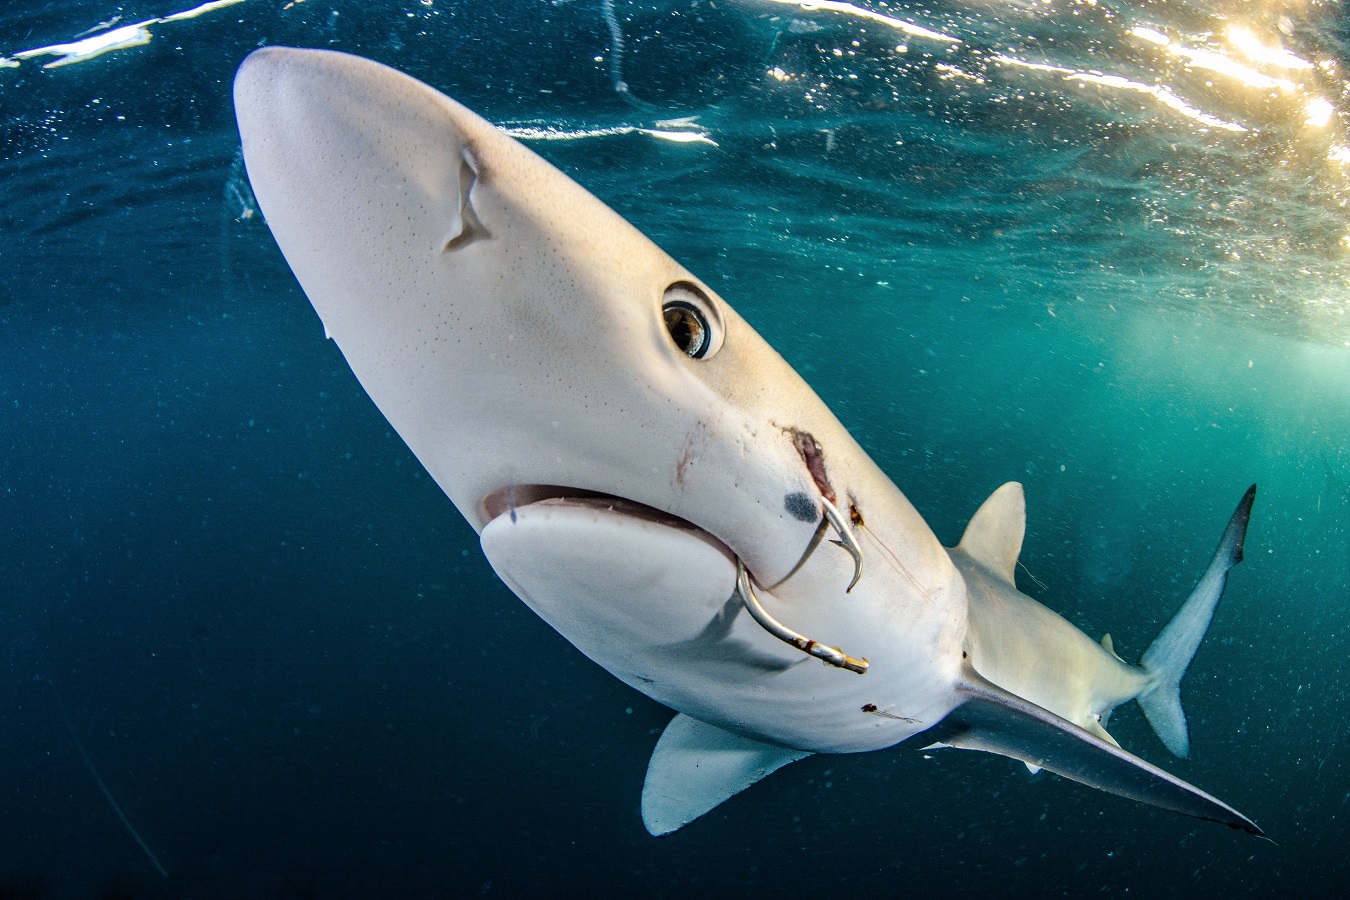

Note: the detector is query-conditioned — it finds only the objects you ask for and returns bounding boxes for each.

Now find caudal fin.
[1137,485,1256,758]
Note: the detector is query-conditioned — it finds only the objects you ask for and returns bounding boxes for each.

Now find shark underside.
[234,47,1262,838]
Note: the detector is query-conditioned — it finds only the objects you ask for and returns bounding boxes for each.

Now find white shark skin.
[234,48,1259,835]
[234,46,968,755]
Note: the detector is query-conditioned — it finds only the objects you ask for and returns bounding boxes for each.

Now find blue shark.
[234,47,1260,837]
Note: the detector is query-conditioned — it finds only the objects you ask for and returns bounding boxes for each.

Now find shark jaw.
[475,483,962,757]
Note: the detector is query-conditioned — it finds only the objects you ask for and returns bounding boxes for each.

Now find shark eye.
[662,283,722,359]
[663,301,709,357]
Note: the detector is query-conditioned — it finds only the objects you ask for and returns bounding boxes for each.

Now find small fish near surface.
[233,47,1262,837]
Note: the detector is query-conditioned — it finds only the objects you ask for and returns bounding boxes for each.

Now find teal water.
[2,0,1348,895]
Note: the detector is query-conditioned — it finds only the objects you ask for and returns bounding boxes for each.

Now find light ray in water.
[5,0,249,69]
[993,54,1249,133]
[501,122,718,146]
[752,0,961,45]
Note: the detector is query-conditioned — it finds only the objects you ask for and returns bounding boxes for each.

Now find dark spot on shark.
[784,491,816,522]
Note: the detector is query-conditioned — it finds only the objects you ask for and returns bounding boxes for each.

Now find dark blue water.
[3,1,1348,896]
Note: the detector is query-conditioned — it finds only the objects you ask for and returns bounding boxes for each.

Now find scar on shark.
[235,47,1262,837]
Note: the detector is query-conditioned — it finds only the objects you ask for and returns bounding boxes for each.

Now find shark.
[233,47,1261,837]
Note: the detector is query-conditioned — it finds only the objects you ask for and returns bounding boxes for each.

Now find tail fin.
[1137,485,1256,759]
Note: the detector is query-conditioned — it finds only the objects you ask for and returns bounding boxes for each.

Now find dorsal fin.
[956,482,1026,585]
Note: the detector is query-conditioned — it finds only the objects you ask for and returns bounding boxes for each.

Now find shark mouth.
[480,483,870,675]
[481,484,701,533]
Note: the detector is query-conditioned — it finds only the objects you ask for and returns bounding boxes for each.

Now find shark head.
[234,45,903,590]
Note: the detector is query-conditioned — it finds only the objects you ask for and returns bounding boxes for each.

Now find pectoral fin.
[928,665,1261,835]
[642,713,811,836]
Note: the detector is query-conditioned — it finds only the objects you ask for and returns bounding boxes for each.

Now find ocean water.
[3,0,1348,895]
